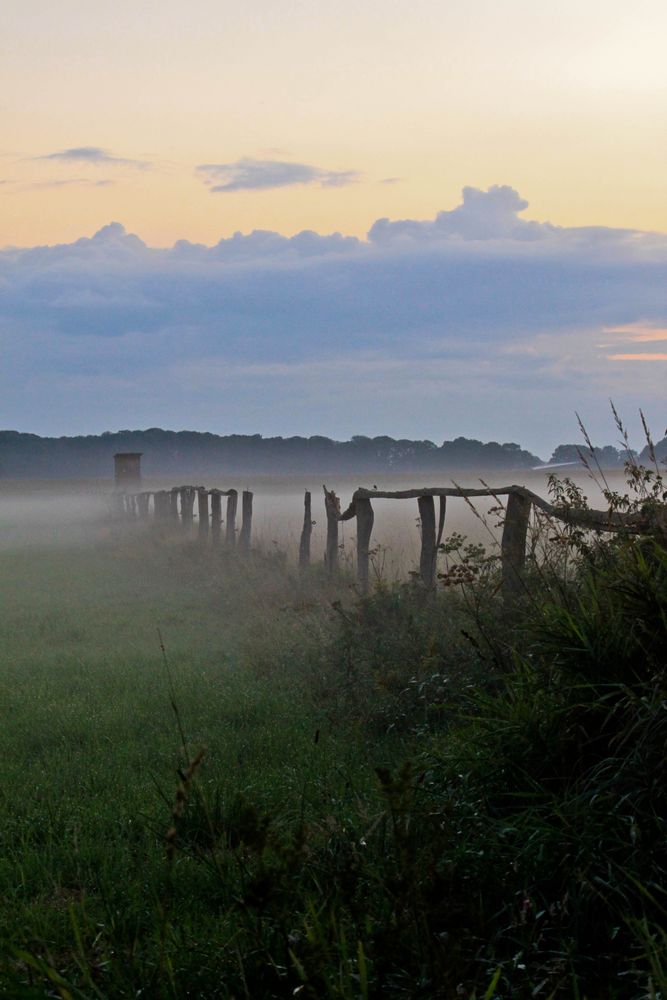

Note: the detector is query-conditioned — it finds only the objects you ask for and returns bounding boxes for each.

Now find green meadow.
[0,482,665,999]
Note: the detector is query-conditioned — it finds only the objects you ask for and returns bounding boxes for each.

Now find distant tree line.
[549,443,639,468]
[0,428,660,479]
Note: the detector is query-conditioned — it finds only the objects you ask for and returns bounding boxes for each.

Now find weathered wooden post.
[501,491,531,602]
[323,486,340,574]
[238,490,253,554]
[210,490,222,545]
[299,490,313,569]
[180,487,195,529]
[197,488,209,539]
[225,491,238,548]
[418,495,437,587]
[437,496,447,549]
[356,497,374,593]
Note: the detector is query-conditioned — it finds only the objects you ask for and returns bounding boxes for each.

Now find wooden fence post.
[418,495,437,587]
[181,487,196,529]
[226,491,238,548]
[179,487,188,526]
[299,490,312,569]
[323,486,340,574]
[238,490,253,554]
[437,496,447,549]
[210,491,222,545]
[356,497,374,593]
[501,491,531,602]
[197,489,209,539]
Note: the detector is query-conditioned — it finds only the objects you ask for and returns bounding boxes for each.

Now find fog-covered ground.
[0,469,629,574]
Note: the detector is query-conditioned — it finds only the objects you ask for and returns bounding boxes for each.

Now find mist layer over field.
[0,468,625,567]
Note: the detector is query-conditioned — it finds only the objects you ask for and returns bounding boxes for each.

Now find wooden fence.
[114,486,252,552]
[114,481,665,602]
[319,483,666,601]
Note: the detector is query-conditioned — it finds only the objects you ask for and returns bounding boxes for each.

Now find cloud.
[369,185,555,243]
[1,186,666,450]
[197,158,359,192]
[37,146,149,169]
[25,178,114,190]
[608,353,667,361]
[602,323,667,343]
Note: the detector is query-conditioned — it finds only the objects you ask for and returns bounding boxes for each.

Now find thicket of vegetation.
[0,446,665,997]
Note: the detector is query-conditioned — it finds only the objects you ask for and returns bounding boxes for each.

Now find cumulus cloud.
[37,146,150,169]
[369,185,553,242]
[197,158,359,192]
[1,186,665,449]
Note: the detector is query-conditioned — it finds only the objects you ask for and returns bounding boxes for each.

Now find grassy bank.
[0,502,665,997]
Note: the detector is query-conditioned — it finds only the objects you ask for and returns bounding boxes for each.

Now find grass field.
[0,508,416,996]
[0,476,665,998]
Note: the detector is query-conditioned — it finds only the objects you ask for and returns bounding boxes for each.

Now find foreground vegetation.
[0,466,665,997]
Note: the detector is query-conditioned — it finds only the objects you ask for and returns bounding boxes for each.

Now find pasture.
[0,469,663,998]
[0,480,421,996]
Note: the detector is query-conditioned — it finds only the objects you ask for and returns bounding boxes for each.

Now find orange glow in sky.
[2,0,667,247]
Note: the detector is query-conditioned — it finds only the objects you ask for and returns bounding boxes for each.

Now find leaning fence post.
[238,490,253,554]
[501,491,531,602]
[225,491,238,548]
[210,490,222,545]
[356,497,374,593]
[418,495,437,587]
[299,490,313,569]
[197,488,209,539]
[323,486,340,574]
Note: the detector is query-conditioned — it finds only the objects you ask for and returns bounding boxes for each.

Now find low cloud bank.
[1,187,665,450]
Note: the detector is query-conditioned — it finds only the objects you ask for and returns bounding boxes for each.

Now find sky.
[1,0,666,455]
